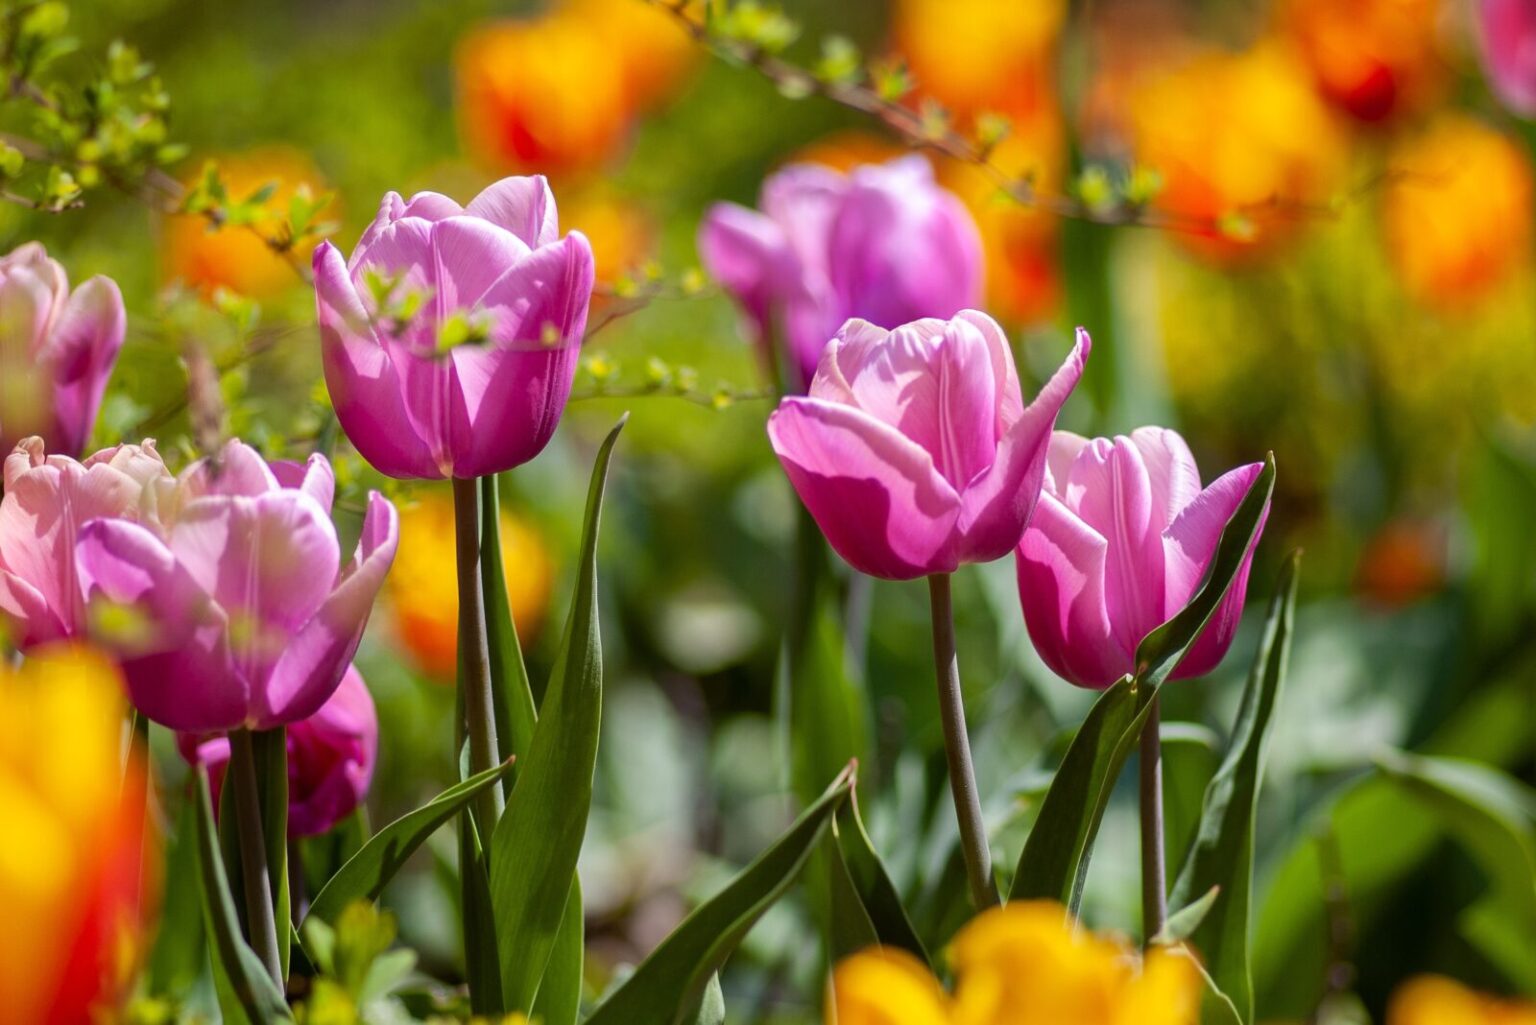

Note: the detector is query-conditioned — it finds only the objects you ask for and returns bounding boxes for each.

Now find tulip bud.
[313,176,595,480]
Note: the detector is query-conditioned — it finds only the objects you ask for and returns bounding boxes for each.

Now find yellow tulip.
[1389,975,1536,1025]
[828,947,950,1025]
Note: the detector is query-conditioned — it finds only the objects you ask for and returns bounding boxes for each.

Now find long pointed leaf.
[586,766,856,1025]
[1011,456,1275,907]
[254,727,291,979]
[831,792,929,965]
[531,879,585,1025]
[490,416,626,1012]
[193,768,293,1024]
[304,757,516,926]
[1169,550,1299,1024]
[481,472,538,783]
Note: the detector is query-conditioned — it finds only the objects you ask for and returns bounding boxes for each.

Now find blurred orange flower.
[161,147,330,300]
[455,0,696,177]
[1285,0,1445,122]
[1128,44,1348,261]
[560,186,656,288]
[1389,975,1536,1025]
[828,901,1202,1025]
[1383,115,1534,309]
[1354,518,1446,607]
[892,0,1064,121]
[387,490,554,682]
[0,645,157,1025]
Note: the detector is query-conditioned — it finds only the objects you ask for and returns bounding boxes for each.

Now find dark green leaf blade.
[831,792,929,965]
[585,766,856,1025]
[481,472,538,785]
[193,767,293,1024]
[1169,550,1300,1024]
[490,416,625,1012]
[254,727,291,980]
[531,879,586,1025]
[304,757,517,926]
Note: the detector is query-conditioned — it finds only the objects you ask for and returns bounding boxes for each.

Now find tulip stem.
[229,728,284,990]
[453,476,504,833]
[927,573,998,910]
[1139,693,1168,944]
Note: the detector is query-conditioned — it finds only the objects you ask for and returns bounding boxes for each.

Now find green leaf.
[461,814,504,1014]
[147,796,206,995]
[685,974,725,1025]
[1011,457,1275,909]
[1376,750,1536,990]
[491,416,626,1012]
[1155,884,1221,945]
[830,792,929,965]
[253,727,291,980]
[531,879,586,1025]
[1161,722,1220,875]
[826,830,880,961]
[193,768,293,1024]
[481,473,538,796]
[303,757,517,927]
[1169,550,1299,1023]
[586,766,856,1025]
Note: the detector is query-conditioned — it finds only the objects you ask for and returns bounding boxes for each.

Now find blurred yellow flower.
[893,0,1065,120]
[569,0,697,113]
[0,645,157,1025]
[1383,115,1533,309]
[161,146,330,299]
[827,902,1202,1025]
[1284,0,1444,122]
[1388,975,1536,1025]
[560,185,656,288]
[387,490,554,682]
[1128,44,1348,261]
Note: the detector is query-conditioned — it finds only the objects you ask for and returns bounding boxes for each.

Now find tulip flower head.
[0,438,171,650]
[75,439,399,733]
[1479,0,1536,117]
[179,665,379,837]
[313,176,596,479]
[768,314,1089,580]
[1016,428,1267,689]
[0,243,126,458]
[700,155,983,392]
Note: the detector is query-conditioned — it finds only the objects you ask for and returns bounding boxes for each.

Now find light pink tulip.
[75,439,398,733]
[313,176,595,479]
[0,437,170,648]
[1015,428,1268,689]
[0,243,126,458]
[767,314,1089,580]
[700,155,983,392]
[1480,0,1536,116]
[179,665,378,837]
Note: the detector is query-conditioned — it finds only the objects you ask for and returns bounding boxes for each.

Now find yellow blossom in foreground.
[387,490,554,681]
[827,902,1202,1025]
[0,645,157,1025]
[1388,975,1536,1025]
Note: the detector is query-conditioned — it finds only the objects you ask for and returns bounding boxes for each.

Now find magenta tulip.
[700,155,983,392]
[767,314,1089,580]
[0,437,170,649]
[0,243,126,458]
[1479,0,1536,116]
[75,439,399,733]
[1015,428,1268,689]
[179,665,378,837]
[313,176,596,479]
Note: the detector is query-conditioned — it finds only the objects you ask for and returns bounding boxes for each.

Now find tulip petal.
[1129,426,1203,533]
[314,241,441,479]
[953,309,1023,427]
[44,276,125,457]
[352,191,465,270]
[287,666,377,836]
[76,518,243,731]
[181,438,281,499]
[1068,433,1167,649]
[759,163,847,271]
[268,453,336,513]
[1162,461,1267,679]
[428,216,535,312]
[830,316,946,442]
[0,569,65,646]
[698,202,790,342]
[1017,493,1128,688]
[953,329,1089,563]
[465,175,559,248]
[1045,430,1090,495]
[769,397,961,579]
[259,491,397,727]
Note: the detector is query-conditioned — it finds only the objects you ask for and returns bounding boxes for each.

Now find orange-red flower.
[1383,115,1534,309]
[161,147,330,299]
[892,0,1064,122]
[1284,0,1445,122]
[0,645,158,1025]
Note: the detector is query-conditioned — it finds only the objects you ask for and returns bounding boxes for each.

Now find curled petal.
[0,570,65,647]
[1129,426,1202,533]
[268,453,337,514]
[769,398,961,579]
[45,276,126,457]
[1016,494,1127,689]
[465,175,559,248]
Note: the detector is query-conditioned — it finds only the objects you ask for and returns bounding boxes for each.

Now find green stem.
[453,475,504,832]
[927,573,998,910]
[229,728,283,988]
[1139,692,1167,942]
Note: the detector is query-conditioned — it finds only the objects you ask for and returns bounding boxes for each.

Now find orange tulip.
[387,490,554,681]
[560,186,656,287]
[0,645,157,1025]
[161,146,330,299]
[1383,115,1534,309]
[568,0,697,113]
[892,0,1065,121]
[1285,0,1445,122]
[1389,975,1536,1025]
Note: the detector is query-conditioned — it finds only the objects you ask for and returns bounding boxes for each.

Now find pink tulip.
[0,437,170,649]
[75,439,399,733]
[0,243,126,458]
[178,665,378,837]
[1015,428,1268,689]
[1480,0,1536,116]
[767,314,1089,580]
[313,176,595,480]
[700,155,983,392]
